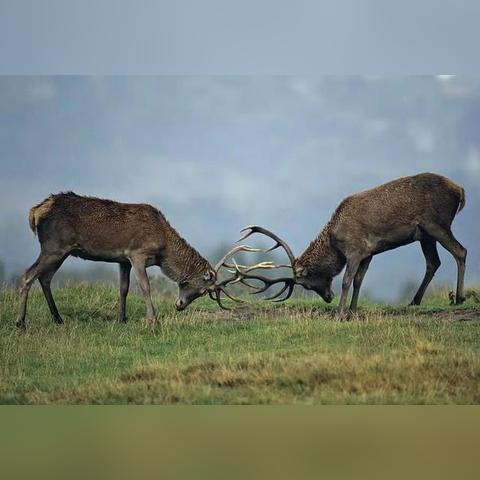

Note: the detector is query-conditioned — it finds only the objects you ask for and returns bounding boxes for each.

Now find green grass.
[0,284,479,404]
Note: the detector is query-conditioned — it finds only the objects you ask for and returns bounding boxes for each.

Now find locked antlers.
[211,226,297,308]
[210,244,261,309]
[217,226,297,303]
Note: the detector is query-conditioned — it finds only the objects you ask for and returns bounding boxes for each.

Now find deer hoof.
[16,320,26,331]
[456,295,466,305]
[146,318,158,328]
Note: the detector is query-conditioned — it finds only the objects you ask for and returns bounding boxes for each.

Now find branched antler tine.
[231,258,286,273]
[216,267,245,288]
[225,258,294,301]
[237,225,296,267]
[216,298,231,310]
[237,226,255,242]
[211,289,231,310]
[243,262,293,273]
[264,241,281,253]
[215,278,229,288]
[223,263,237,269]
[264,283,289,300]
[224,265,260,289]
[214,244,261,273]
[227,263,271,273]
[247,275,295,296]
[223,262,263,271]
[218,286,244,303]
[231,257,242,271]
[226,261,279,270]
[229,259,263,292]
[240,278,261,289]
[215,262,250,295]
[242,275,283,294]
[241,261,275,272]
[271,283,295,302]
[248,283,271,295]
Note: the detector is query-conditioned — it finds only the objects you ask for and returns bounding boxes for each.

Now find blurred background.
[0,75,479,301]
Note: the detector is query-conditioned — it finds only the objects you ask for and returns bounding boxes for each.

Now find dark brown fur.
[293,173,467,313]
[17,192,216,329]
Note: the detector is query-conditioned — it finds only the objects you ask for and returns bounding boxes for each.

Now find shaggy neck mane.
[297,221,345,276]
[159,213,211,282]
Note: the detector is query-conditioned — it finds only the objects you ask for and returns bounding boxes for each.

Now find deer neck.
[297,223,345,277]
[160,224,210,283]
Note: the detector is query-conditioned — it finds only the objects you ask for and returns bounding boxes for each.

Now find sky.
[1,1,480,74]
[1,75,479,300]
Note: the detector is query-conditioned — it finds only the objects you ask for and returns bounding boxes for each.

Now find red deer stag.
[17,192,255,329]
[231,173,467,315]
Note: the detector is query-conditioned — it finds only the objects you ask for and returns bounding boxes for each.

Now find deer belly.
[368,226,420,254]
[70,247,127,263]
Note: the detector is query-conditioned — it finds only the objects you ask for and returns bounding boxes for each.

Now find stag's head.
[174,245,262,311]
[231,225,335,303]
[175,268,217,311]
[293,264,335,303]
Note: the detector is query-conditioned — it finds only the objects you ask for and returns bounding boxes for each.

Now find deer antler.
[211,227,298,306]
[229,259,296,302]
[211,244,262,309]
[213,244,261,273]
[224,225,297,302]
[238,225,296,267]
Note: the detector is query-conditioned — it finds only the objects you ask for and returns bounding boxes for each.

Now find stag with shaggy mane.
[17,192,253,329]
[233,173,467,315]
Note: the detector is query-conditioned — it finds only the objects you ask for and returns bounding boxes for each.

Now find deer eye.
[179,281,188,288]
[203,271,213,281]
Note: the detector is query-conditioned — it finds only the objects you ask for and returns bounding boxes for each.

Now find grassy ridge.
[0,284,479,404]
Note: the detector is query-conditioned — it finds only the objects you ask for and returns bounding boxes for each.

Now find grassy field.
[0,284,479,404]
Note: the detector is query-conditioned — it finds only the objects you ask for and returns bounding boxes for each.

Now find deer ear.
[295,266,308,278]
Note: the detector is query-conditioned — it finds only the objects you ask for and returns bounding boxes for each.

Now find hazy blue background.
[1,1,479,74]
[1,76,479,300]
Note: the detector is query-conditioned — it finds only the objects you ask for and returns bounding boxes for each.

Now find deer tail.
[28,208,37,234]
[28,196,54,235]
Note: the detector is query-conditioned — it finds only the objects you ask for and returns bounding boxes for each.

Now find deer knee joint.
[428,258,441,273]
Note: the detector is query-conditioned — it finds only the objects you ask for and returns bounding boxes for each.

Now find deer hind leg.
[16,252,66,329]
[118,262,131,323]
[422,224,467,304]
[350,256,372,312]
[129,256,156,325]
[410,239,440,306]
[38,255,67,324]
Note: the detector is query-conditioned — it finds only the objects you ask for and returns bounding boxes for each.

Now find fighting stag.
[17,192,256,329]
[232,173,467,315]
